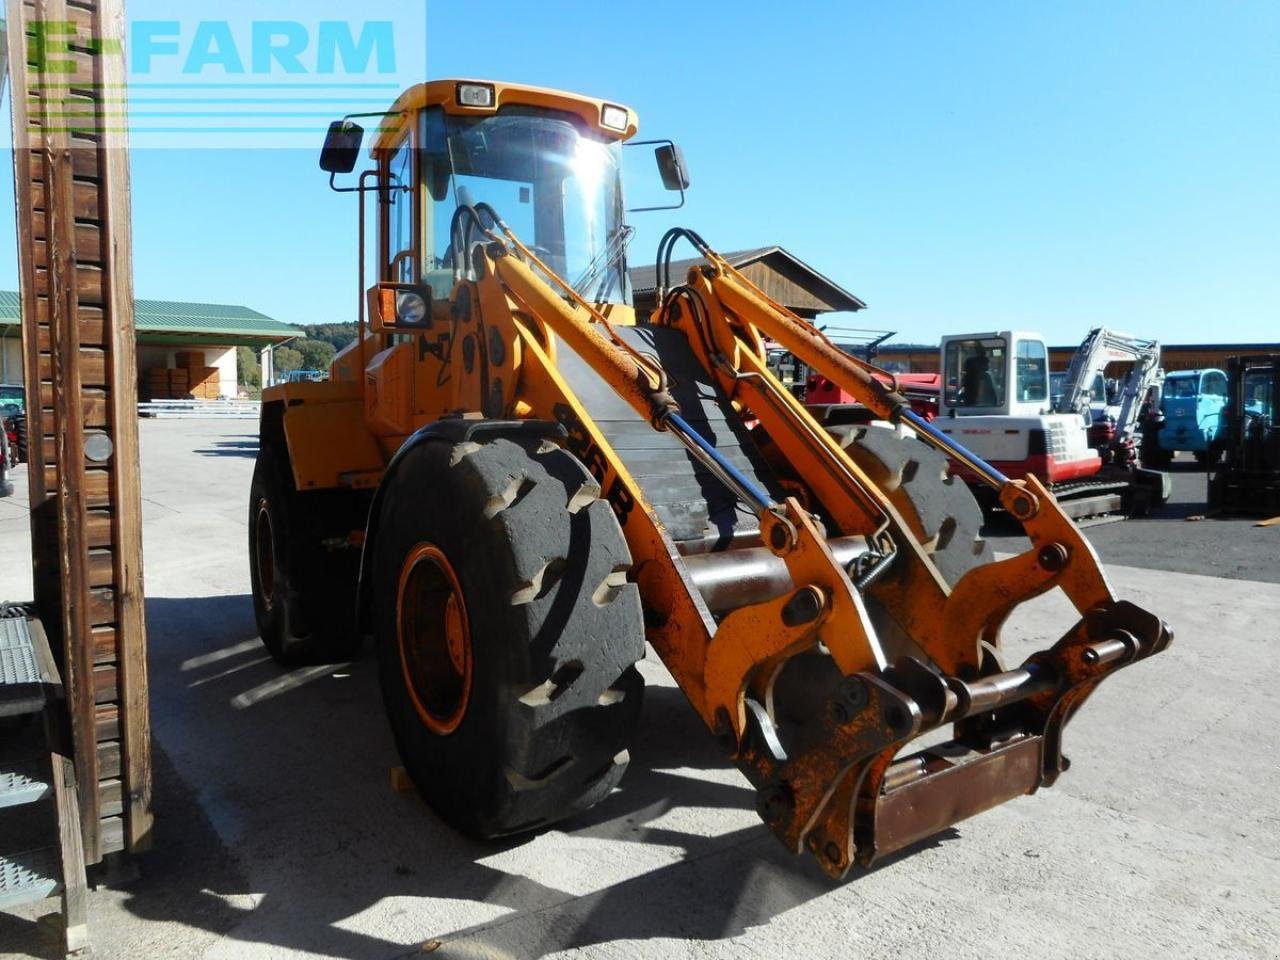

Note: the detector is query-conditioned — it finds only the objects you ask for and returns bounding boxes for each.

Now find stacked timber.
[7,0,152,862]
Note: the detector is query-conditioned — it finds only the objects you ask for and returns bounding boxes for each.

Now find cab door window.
[1015,339,1047,403]
[387,136,416,283]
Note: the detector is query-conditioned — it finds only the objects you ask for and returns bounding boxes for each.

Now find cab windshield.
[411,106,628,304]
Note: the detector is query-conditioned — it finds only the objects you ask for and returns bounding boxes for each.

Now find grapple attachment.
[738,598,1170,878]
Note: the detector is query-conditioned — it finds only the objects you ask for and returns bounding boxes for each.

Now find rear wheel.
[373,436,645,838]
[248,412,369,665]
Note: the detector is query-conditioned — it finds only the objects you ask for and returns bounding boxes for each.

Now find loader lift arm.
[466,217,1171,876]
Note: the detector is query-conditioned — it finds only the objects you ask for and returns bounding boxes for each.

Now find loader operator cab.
[322,80,689,333]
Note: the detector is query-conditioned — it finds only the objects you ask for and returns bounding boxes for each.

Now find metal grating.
[0,618,39,687]
[0,848,61,909]
[0,761,51,809]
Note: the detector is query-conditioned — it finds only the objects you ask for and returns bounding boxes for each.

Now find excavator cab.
[250,78,1171,879]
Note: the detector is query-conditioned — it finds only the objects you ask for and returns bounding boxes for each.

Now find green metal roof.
[0,290,301,342]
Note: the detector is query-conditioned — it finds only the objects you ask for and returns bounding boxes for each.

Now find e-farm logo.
[20,3,426,149]
[30,20,397,76]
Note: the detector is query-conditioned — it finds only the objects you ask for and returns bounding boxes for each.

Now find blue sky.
[1,1,1277,346]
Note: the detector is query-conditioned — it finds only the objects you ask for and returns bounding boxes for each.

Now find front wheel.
[373,436,645,839]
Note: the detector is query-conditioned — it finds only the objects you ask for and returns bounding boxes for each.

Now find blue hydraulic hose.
[666,411,774,512]
[898,408,1011,488]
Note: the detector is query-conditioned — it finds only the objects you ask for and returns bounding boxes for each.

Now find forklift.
[1208,355,1280,514]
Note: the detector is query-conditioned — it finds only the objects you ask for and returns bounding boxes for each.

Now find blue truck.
[1142,368,1228,467]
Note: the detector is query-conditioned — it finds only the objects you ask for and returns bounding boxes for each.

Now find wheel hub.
[397,543,473,735]
[254,499,276,609]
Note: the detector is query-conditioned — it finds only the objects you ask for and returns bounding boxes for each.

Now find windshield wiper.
[570,225,635,302]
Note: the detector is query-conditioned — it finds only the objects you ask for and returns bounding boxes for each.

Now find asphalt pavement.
[0,422,1276,960]
[982,454,1280,583]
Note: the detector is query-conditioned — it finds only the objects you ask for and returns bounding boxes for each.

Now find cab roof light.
[457,83,496,108]
[601,104,629,132]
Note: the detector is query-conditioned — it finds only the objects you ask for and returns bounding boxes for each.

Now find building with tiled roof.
[0,291,301,397]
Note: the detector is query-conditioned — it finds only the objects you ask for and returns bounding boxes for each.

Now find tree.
[296,338,337,372]
[274,346,304,376]
[236,346,261,389]
[303,323,358,351]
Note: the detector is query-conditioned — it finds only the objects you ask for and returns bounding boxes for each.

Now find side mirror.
[320,120,365,174]
[655,143,690,191]
[367,282,434,334]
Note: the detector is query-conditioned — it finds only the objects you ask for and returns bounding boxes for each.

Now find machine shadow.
[192,436,260,459]
[112,595,956,959]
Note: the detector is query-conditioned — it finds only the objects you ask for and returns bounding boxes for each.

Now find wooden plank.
[97,0,153,855]
[32,295,107,334]
[85,511,113,549]
[88,550,115,586]
[47,728,89,955]
[98,816,124,856]
[88,586,114,625]
[39,347,106,385]
[31,218,103,260]
[34,264,105,305]
[35,236,104,268]
[91,625,117,664]
[95,705,120,743]
[97,740,120,779]
[99,778,123,818]
[93,667,118,706]
[31,179,101,219]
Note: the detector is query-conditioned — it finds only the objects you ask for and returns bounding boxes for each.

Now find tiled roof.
[0,290,300,340]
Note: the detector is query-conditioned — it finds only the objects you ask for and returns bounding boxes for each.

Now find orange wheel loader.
[247,80,1170,877]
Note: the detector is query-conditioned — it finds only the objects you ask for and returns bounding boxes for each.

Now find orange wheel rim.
[396,543,473,735]
[254,500,276,609]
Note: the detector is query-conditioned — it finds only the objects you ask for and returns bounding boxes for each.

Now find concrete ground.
[1,421,1277,960]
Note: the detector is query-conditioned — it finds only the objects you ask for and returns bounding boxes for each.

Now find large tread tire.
[372,436,645,839]
[829,423,991,587]
[248,412,368,666]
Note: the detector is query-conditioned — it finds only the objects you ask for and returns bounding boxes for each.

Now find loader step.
[557,324,784,546]
[0,617,47,718]
[0,847,60,909]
